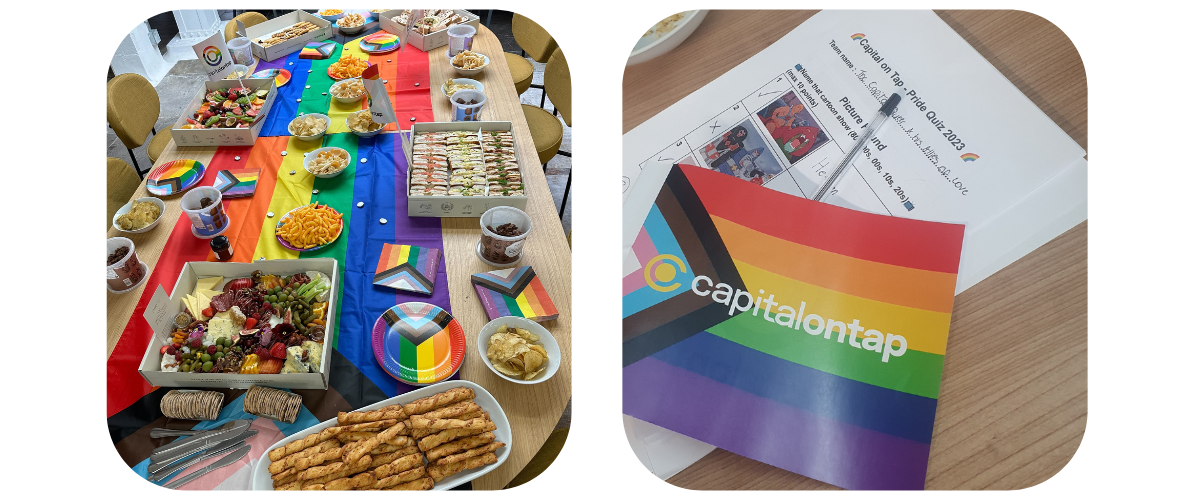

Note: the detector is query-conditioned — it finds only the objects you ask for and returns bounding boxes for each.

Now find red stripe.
[679,165,964,273]
[223,137,286,262]
[528,276,557,316]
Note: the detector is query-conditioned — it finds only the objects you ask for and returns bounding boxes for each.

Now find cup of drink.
[477,206,532,266]
[181,186,230,239]
[447,24,476,57]
[107,237,146,293]
[451,89,486,122]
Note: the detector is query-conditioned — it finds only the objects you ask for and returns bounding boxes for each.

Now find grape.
[201,353,212,362]
[202,361,214,371]
[215,352,225,360]
[180,363,191,372]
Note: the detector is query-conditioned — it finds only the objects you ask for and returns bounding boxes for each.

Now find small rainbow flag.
[374,244,441,295]
[472,266,559,322]
[960,153,980,162]
[299,41,336,59]
[213,168,260,198]
[851,32,866,40]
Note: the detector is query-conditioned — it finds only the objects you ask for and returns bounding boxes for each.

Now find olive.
[180,363,191,372]
[202,361,214,371]
[201,353,212,362]
[215,352,225,359]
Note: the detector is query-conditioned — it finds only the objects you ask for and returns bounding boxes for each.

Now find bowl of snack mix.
[330,78,366,104]
[288,113,330,141]
[112,197,166,234]
[345,109,387,138]
[302,147,352,179]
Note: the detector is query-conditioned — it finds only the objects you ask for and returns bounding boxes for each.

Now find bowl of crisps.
[327,55,371,80]
[112,197,166,234]
[346,109,387,138]
[330,77,366,104]
[441,78,484,100]
[303,146,352,178]
[478,316,560,385]
[317,9,344,22]
[335,13,367,34]
[449,51,490,77]
[288,113,330,141]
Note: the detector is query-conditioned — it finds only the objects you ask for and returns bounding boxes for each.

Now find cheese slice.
[194,276,224,292]
[183,294,201,318]
[197,288,223,301]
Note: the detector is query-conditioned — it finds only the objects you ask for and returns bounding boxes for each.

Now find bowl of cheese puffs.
[112,197,166,234]
[477,317,560,385]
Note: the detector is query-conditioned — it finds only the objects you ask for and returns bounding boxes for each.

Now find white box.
[243,10,333,61]
[378,9,480,52]
[406,121,530,217]
[138,259,340,390]
[169,78,278,147]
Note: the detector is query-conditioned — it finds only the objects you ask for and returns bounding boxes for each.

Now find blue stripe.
[652,332,938,444]
[623,204,695,316]
[260,52,314,137]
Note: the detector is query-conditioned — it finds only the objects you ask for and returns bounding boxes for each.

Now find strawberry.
[190,338,203,349]
[255,347,271,359]
[258,357,283,374]
[202,307,214,318]
[208,345,218,355]
[243,318,258,329]
[160,345,170,355]
[270,342,288,359]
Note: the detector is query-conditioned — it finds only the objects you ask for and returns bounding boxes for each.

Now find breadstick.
[418,420,497,451]
[338,409,406,425]
[302,455,371,488]
[302,484,324,490]
[385,477,434,491]
[412,410,484,438]
[298,460,347,481]
[401,387,474,415]
[269,439,340,474]
[427,453,497,482]
[366,449,406,469]
[372,453,424,478]
[269,433,329,461]
[424,432,496,461]
[372,466,426,489]
[274,480,303,490]
[409,415,475,431]
[336,431,379,443]
[435,441,506,466]
[373,443,418,456]
[318,419,397,440]
[410,400,480,420]
[271,473,296,488]
[325,472,375,490]
[292,444,347,472]
[382,435,416,448]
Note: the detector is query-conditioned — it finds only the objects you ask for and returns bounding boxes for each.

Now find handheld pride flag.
[623,164,965,490]
[192,31,233,81]
[361,64,398,125]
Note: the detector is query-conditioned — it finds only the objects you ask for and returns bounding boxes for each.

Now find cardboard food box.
[378,9,480,52]
[169,78,278,147]
[242,10,333,61]
[406,121,529,217]
[138,259,340,390]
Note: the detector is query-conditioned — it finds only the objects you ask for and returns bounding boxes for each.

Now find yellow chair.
[108,157,142,227]
[505,427,568,489]
[504,53,534,95]
[520,47,571,217]
[224,11,268,42]
[107,73,173,175]
[512,14,557,62]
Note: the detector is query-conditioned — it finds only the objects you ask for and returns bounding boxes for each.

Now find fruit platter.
[179,87,270,129]
[158,269,334,376]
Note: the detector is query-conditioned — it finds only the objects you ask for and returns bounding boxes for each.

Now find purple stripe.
[624,357,930,490]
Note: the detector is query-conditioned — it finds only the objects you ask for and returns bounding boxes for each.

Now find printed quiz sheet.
[623,10,1087,295]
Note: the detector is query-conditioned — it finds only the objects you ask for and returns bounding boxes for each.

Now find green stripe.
[406,246,421,267]
[501,294,521,316]
[299,132,357,349]
[707,313,945,398]
[400,336,417,382]
[297,42,341,118]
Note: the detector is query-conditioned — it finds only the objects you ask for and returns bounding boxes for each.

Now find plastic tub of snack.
[477,206,531,267]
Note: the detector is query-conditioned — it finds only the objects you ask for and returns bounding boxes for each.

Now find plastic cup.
[228,37,254,66]
[447,24,476,56]
[478,206,532,266]
[106,237,145,292]
[451,89,486,122]
[181,186,230,239]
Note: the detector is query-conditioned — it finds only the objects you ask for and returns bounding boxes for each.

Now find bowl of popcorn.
[330,77,366,104]
[345,109,387,138]
[303,146,352,178]
[335,13,367,34]
[288,113,330,141]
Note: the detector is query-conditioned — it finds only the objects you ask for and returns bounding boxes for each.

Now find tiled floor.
[107,11,572,235]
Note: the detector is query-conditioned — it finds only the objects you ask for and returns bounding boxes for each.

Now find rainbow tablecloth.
[106,34,461,489]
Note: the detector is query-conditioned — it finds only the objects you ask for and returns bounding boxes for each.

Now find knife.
[149,420,248,457]
[164,443,251,489]
[148,429,258,480]
[150,428,201,439]
[150,419,251,462]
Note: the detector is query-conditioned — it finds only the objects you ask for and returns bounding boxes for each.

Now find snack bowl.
[329,78,365,104]
[318,10,344,22]
[112,197,166,234]
[288,112,330,141]
[346,111,386,138]
[628,10,708,66]
[336,16,367,34]
[302,146,352,178]
[450,53,489,77]
[441,78,484,100]
[477,316,560,385]
[251,380,510,490]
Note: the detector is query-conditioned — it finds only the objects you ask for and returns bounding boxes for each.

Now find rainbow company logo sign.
[851,33,866,41]
[644,254,687,292]
[202,46,222,66]
[960,153,980,162]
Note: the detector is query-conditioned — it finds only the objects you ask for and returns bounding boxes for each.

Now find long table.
[624,10,1085,490]
[106,25,571,491]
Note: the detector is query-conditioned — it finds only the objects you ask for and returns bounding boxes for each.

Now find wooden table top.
[106,26,571,491]
[624,10,1086,490]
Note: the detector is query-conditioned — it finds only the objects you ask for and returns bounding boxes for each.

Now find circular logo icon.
[202,46,222,66]
[644,254,687,292]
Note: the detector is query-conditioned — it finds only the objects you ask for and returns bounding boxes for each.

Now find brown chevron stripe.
[470,266,535,296]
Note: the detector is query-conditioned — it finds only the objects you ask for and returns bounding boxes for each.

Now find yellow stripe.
[416,336,435,383]
[733,259,951,355]
[514,293,535,318]
[252,138,320,260]
[396,245,411,267]
[326,42,371,134]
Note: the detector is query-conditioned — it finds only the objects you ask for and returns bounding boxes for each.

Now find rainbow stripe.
[622,165,964,490]
[360,32,400,53]
[471,267,559,322]
[960,153,980,162]
[299,41,336,59]
[851,32,866,40]
[374,303,465,385]
[374,244,441,295]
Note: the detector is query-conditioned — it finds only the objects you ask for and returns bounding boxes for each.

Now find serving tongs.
[148,429,257,481]
[148,419,251,462]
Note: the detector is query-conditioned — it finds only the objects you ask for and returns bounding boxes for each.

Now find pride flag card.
[212,168,260,198]
[471,266,559,322]
[374,244,441,295]
[622,165,965,490]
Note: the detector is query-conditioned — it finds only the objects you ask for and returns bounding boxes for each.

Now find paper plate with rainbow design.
[147,159,206,196]
[359,32,401,53]
[372,302,466,386]
[250,68,291,87]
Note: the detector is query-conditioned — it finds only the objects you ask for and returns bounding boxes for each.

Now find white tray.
[251,380,511,490]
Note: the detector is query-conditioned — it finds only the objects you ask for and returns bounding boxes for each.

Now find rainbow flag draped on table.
[622,165,964,490]
[105,34,467,489]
